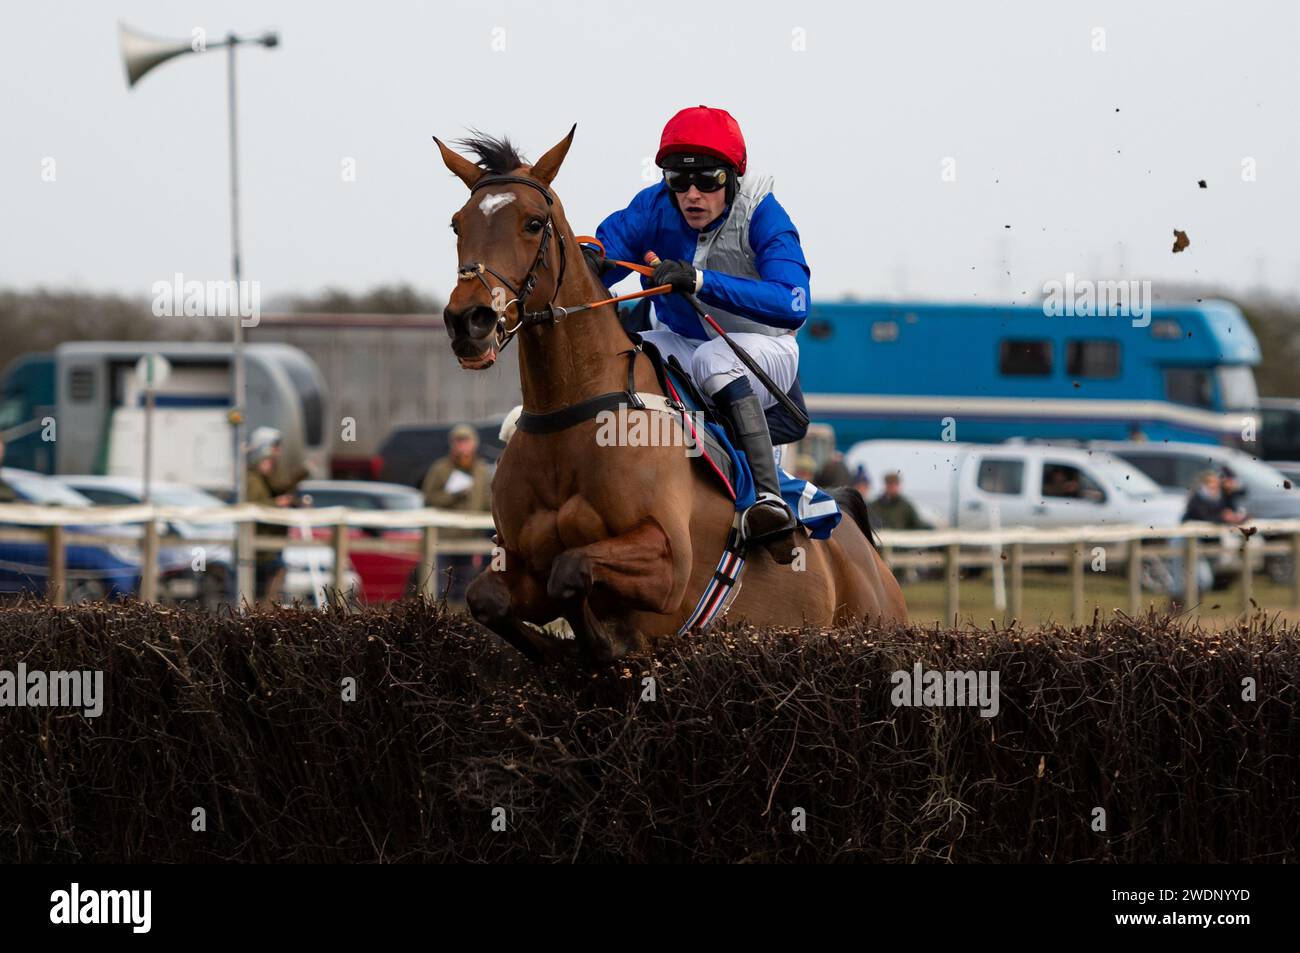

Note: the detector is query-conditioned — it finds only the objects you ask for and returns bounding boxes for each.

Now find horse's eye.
[525,218,544,234]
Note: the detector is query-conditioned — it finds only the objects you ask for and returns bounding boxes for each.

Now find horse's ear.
[433,136,484,189]
[530,124,576,187]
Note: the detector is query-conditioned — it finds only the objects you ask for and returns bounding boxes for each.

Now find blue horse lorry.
[795,299,1261,450]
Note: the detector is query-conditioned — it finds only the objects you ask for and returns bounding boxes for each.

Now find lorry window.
[999,340,1052,376]
[1216,366,1258,410]
[68,366,95,402]
[1066,340,1120,378]
[977,459,1024,495]
[1164,368,1213,408]
[1042,463,1105,503]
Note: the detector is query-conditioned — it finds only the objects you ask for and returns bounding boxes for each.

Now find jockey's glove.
[651,258,701,295]
[580,244,608,278]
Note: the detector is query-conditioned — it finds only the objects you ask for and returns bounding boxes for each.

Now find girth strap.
[517,346,688,434]
[516,391,689,433]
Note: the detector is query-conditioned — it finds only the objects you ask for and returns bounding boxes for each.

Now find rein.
[455,173,671,354]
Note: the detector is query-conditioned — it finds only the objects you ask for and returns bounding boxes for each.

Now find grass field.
[897,568,1300,628]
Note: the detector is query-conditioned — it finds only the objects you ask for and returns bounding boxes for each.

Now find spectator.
[873,471,931,531]
[246,428,297,605]
[1170,470,1243,607]
[1219,467,1247,519]
[1182,470,1244,525]
[421,424,492,604]
[852,465,872,505]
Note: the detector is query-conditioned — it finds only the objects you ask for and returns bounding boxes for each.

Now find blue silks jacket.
[594,182,811,341]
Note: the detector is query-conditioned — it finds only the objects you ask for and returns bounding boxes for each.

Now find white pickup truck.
[845,440,1184,531]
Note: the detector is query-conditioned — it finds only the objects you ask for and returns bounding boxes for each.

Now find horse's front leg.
[546,518,680,663]
[465,556,573,664]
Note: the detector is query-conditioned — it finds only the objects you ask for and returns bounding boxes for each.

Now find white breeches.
[639,328,799,410]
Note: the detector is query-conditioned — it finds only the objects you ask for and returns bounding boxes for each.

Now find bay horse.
[434,126,906,663]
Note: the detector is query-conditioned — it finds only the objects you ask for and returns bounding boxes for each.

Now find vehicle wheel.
[1211,572,1234,592]
[1266,554,1292,585]
[66,578,108,604]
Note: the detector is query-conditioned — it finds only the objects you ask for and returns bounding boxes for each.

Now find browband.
[470,174,554,205]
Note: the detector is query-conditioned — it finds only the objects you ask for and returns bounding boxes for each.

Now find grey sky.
[3,0,1297,306]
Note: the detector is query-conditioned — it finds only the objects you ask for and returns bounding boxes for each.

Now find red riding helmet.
[656,105,747,175]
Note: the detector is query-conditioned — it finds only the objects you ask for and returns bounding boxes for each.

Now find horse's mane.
[454,131,529,174]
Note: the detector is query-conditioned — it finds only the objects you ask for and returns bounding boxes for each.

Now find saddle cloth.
[635,338,841,540]
[495,338,842,540]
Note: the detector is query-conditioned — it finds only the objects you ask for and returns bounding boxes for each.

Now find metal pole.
[227,36,254,606]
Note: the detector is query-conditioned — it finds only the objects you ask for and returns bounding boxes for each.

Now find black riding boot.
[717,387,799,563]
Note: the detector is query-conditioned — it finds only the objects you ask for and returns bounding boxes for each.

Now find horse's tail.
[827,486,879,549]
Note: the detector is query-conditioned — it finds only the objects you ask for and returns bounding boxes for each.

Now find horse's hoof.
[547,552,593,604]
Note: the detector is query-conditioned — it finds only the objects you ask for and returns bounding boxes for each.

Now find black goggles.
[663,167,729,193]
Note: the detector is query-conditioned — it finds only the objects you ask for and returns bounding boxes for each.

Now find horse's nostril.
[444,304,499,339]
[465,306,499,338]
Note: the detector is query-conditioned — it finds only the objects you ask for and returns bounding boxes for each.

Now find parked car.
[1267,461,1300,488]
[1089,440,1298,584]
[844,441,1183,531]
[0,467,141,602]
[52,475,355,607]
[296,480,429,602]
[54,476,233,606]
[377,418,505,488]
[1088,440,1295,515]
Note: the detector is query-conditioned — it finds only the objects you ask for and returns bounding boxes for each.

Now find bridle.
[455,174,569,353]
[454,173,671,354]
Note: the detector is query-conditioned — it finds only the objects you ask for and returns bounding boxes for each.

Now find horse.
[433,126,907,663]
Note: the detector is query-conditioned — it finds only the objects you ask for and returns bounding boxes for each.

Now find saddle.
[633,333,810,496]
[502,328,810,505]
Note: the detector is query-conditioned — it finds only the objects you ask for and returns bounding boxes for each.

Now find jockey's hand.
[580,244,607,278]
[651,258,699,295]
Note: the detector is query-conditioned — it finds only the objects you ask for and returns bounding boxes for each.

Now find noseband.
[456,174,569,352]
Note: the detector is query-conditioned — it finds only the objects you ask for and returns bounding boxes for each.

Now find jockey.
[587,105,807,560]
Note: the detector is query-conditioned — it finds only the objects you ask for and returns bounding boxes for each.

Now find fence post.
[944,542,959,625]
[333,519,350,600]
[141,517,159,603]
[48,524,66,606]
[1126,537,1142,616]
[236,519,256,608]
[1240,534,1253,615]
[1183,533,1199,611]
[1071,541,1086,625]
[421,525,439,598]
[1007,542,1023,621]
[1292,532,1300,609]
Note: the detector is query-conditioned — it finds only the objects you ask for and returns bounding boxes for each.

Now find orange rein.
[571,235,672,310]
